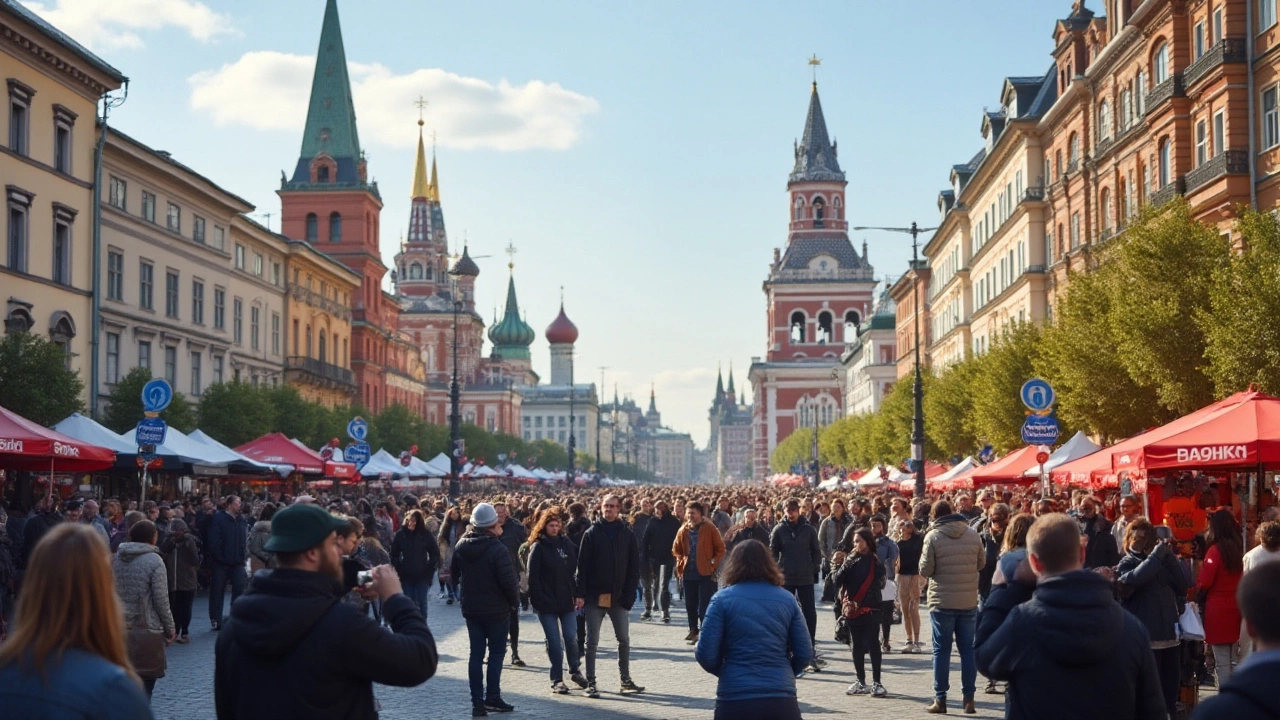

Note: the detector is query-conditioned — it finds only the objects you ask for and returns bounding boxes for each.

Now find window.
[190,352,202,396]
[108,176,127,210]
[163,271,179,317]
[1069,133,1081,164]
[1120,90,1133,130]
[52,207,73,285]
[107,250,123,300]
[139,261,154,310]
[164,346,177,386]
[212,354,223,384]
[212,226,225,251]
[1264,87,1279,149]
[1196,119,1209,166]
[329,212,342,242]
[271,312,281,355]
[1213,6,1224,42]
[1100,189,1112,231]
[1194,21,1206,60]
[138,340,151,371]
[166,203,180,232]
[8,80,32,155]
[1136,71,1147,116]
[251,307,260,351]
[192,280,204,324]
[105,332,120,384]
[272,262,281,286]
[213,287,225,329]
[1071,213,1081,249]
[1264,0,1277,31]
[306,213,318,242]
[1159,138,1172,186]
[141,191,156,222]
[1153,43,1170,85]
[53,105,75,174]
[790,311,807,344]
[1214,110,1226,157]
[6,187,32,272]
[1099,101,1112,141]
[253,252,263,277]
[193,216,205,244]
[233,298,243,345]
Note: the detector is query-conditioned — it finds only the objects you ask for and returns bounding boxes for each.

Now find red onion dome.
[545,305,579,345]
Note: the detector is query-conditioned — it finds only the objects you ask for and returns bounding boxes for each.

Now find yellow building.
[1,1,124,409]
[282,238,360,407]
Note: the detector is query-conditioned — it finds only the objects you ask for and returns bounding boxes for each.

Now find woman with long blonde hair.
[0,523,153,717]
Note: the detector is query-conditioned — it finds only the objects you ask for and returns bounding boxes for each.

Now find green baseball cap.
[264,504,350,553]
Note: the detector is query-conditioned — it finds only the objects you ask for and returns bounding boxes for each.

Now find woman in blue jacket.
[695,539,812,720]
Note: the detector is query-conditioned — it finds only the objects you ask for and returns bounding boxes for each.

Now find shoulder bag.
[127,591,167,678]
[840,556,877,620]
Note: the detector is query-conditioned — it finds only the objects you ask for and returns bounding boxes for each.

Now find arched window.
[843,310,861,339]
[1159,138,1172,187]
[409,262,424,279]
[1153,43,1169,84]
[1120,90,1133,130]
[425,264,434,280]
[812,197,825,227]
[817,311,834,344]
[1119,179,1129,221]
[1069,133,1081,164]
[318,330,327,364]
[1100,188,1112,232]
[329,212,342,242]
[790,311,807,344]
[1099,102,1112,141]
[305,213,318,242]
[794,196,805,220]
[317,166,330,183]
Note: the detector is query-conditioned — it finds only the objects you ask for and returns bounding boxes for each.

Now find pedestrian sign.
[141,379,173,414]
[347,417,368,442]
[1020,379,1055,414]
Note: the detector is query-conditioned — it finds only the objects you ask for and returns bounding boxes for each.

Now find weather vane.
[808,53,822,84]
[505,241,518,270]
[414,95,428,126]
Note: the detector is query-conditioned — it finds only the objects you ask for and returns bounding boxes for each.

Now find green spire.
[289,0,364,186]
[487,272,535,361]
[727,362,736,395]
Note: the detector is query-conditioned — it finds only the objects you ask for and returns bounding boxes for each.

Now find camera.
[356,570,374,586]
[1155,525,1173,541]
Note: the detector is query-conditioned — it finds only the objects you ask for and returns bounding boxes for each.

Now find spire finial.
[414,95,428,126]
[808,53,822,86]
[505,241,517,271]
[411,117,430,199]
[560,285,565,306]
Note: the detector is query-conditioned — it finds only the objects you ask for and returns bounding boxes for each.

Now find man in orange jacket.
[672,501,726,645]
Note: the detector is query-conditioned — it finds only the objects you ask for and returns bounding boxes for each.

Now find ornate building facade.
[749,82,878,478]
[707,365,753,480]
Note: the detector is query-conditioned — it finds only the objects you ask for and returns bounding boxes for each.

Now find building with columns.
[841,287,898,415]
[890,261,930,381]
[749,82,878,478]
[519,304,598,453]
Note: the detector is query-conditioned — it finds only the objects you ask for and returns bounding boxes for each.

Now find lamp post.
[853,222,936,499]
[447,252,479,500]
[596,366,607,473]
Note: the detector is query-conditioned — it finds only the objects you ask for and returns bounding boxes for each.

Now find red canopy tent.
[970,445,1041,487]
[0,404,116,472]
[235,433,355,477]
[1118,392,1280,475]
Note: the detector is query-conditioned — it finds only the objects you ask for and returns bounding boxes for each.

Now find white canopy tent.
[1022,431,1101,476]
[931,456,977,484]
[852,465,905,487]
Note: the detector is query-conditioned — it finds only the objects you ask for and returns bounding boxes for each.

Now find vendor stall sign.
[1174,445,1249,463]
[1162,495,1207,542]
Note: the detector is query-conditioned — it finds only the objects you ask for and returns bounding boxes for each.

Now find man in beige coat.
[919,499,985,715]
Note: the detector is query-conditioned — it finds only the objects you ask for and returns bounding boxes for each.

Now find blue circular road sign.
[141,379,173,413]
[1020,378,1056,413]
[347,417,369,442]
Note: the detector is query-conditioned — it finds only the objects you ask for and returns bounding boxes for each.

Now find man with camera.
[215,504,438,720]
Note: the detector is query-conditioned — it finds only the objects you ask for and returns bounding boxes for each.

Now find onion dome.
[488,274,535,361]
[545,304,579,345]
[450,245,480,278]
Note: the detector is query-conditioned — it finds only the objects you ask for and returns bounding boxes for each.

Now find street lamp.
[448,248,480,500]
[853,222,937,499]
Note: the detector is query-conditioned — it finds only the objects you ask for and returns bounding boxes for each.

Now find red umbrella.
[971,446,1041,487]
[235,433,356,477]
[0,404,116,472]
[1121,393,1280,474]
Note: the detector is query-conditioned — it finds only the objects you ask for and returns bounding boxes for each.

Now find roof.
[287,0,364,187]
[545,304,579,345]
[488,272,535,358]
[108,128,254,212]
[0,0,127,84]
[866,286,897,330]
[451,246,480,277]
[789,83,844,183]
[778,236,868,270]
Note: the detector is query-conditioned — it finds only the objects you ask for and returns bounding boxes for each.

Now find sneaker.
[471,704,488,717]
[661,610,670,623]
[795,669,807,679]
[639,611,652,620]
[620,678,645,694]
[570,671,588,689]
[210,620,220,631]
[872,682,887,698]
[984,679,1000,695]
[484,698,514,713]
[585,681,600,699]
[446,597,455,605]
[813,654,828,668]
[509,654,526,668]
[551,681,569,694]
[846,680,869,695]
[806,662,822,674]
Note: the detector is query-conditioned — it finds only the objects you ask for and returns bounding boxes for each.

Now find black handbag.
[126,592,166,678]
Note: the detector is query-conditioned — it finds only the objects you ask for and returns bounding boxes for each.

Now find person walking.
[630,499,654,619]
[1079,496,1120,569]
[526,507,588,694]
[919,499,985,714]
[158,519,200,643]
[818,498,853,583]
[112,520,176,700]
[1198,509,1244,689]
[832,527,888,698]
[639,499,680,623]
[437,505,466,604]
[208,495,249,631]
[1191,562,1280,720]
[494,502,529,667]
[896,518,925,653]
[216,503,437,719]
[975,513,1165,720]
[452,503,520,716]
[695,539,813,720]
[770,498,823,673]
[869,514,899,654]
[575,495,644,699]
[672,501,726,645]
[246,504,276,573]
[0,524,154,719]
[390,508,440,622]
[727,507,771,549]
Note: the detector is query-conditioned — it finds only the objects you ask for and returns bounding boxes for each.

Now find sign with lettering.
[1161,495,1206,542]
[136,417,167,446]
[1021,415,1060,444]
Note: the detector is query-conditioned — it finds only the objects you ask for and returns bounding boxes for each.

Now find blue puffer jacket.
[695,581,812,702]
[0,648,154,719]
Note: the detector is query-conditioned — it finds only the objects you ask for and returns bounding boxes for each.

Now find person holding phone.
[1115,519,1190,716]
[575,495,644,699]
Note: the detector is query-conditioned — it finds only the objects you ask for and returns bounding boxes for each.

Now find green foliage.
[368,404,424,454]
[1202,208,1280,395]
[770,426,820,473]
[100,366,196,434]
[968,323,1050,453]
[196,381,276,447]
[0,332,83,426]
[925,361,981,459]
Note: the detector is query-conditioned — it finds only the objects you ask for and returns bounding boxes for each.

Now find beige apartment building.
[1,1,124,409]
[890,262,929,381]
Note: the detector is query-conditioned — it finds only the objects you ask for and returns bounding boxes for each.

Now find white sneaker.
[846,680,869,695]
[872,682,887,698]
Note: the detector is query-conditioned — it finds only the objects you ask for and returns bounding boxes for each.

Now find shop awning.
[971,446,1040,486]
[1022,431,1100,477]
[237,433,329,475]
[0,405,116,472]
[187,430,275,475]
[1121,392,1280,474]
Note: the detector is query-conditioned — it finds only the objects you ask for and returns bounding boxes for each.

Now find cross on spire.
[808,53,822,84]
[505,241,518,270]
[414,95,428,125]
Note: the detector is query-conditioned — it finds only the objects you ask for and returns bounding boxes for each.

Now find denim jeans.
[930,608,977,701]
[209,563,248,623]
[648,561,673,612]
[538,611,580,683]
[466,615,508,705]
[584,601,631,680]
[402,581,430,622]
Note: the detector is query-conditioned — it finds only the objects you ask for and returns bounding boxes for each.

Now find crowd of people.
[0,480,1277,719]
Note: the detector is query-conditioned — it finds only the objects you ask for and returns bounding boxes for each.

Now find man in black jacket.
[493,501,528,666]
[1192,561,1280,720]
[208,495,249,630]
[630,498,654,619]
[575,495,644,699]
[452,503,520,717]
[771,498,823,672]
[975,513,1164,720]
[215,504,437,720]
[639,500,679,624]
[1079,497,1119,569]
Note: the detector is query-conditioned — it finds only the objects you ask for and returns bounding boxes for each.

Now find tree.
[1202,208,1280,395]
[968,322,1048,453]
[267,385,327,448]
[369,404,424,453]
[197,382,275,448]
[770,427,819,473]
[0,332,84,426]
[99,366,196,434]
[926,361,981,459]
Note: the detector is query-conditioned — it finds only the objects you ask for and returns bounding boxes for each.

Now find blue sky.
[24,0,1068,446]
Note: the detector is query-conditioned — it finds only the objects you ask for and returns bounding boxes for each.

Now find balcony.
[1095,136,1115,158]
[1145,74,1185,112]
[1021,187,1046,203]
[1066,159,1080,175]
[1150,178,1186,207]
[288,283,352,321]
[769,267,876,284]
[1184,38,1247,90]
[284,356,356,392]
[1184,150,1250,195]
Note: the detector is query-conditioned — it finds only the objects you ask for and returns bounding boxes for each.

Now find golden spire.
[411,123,430,199]
[428,140,439,202]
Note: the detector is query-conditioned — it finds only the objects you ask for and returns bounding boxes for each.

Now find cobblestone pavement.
[153,592,1009,719]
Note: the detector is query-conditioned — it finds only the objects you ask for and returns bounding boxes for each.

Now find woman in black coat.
[525,508,586,694]
[390,509,440,621]
[831,527,886,698]
[1115,518,1189,718]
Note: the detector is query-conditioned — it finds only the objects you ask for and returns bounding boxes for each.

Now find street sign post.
[347,417,368,442]
[137,379,173,505]
[1020,379,1055,413]
[344,441,371,468]
[1021,415,1060,444]
[136,417,168,446]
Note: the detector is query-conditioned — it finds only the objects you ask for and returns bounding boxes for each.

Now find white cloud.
[20,0,236,51]
[188,51,599,151]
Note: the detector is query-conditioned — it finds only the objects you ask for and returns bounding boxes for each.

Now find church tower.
[393,121,450,299]
[278,0,393,412]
